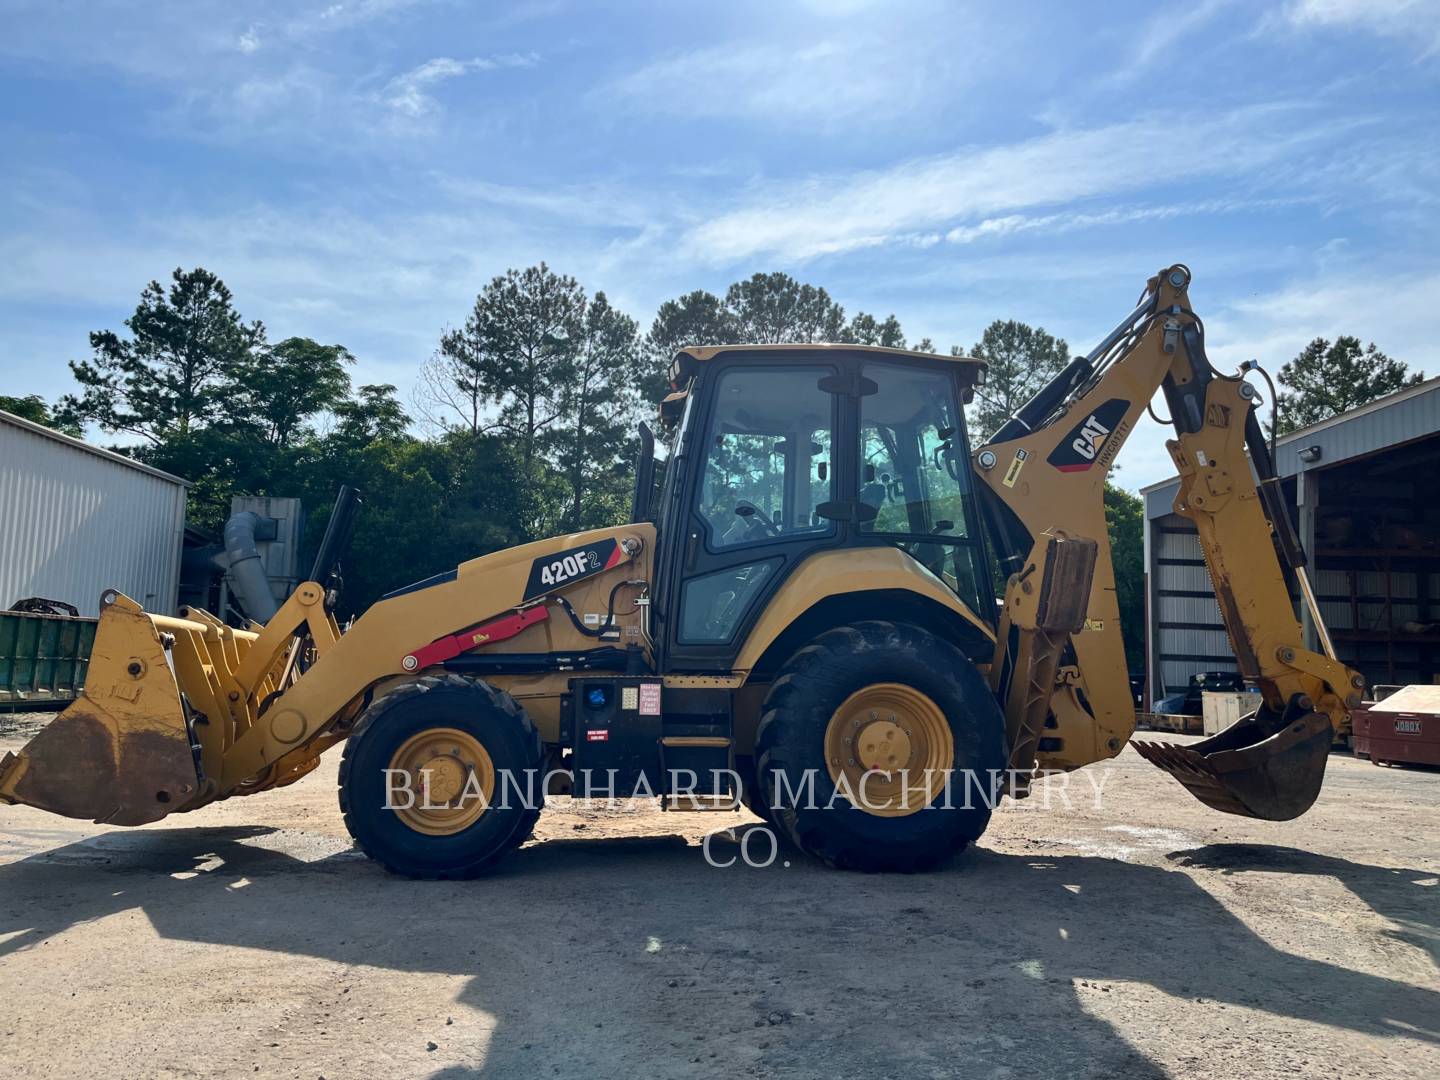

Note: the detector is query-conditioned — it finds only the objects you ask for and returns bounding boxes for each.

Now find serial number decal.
[522,538,622,601]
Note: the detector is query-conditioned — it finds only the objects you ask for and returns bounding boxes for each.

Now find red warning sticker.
[586,729,609,742]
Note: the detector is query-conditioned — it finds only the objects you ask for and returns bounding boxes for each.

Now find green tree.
[1104,482,1145,672]
[964,320,1071,443]
[1276,336,1421,433]
[236,338,354,450]
[59,267,265,443]
[724,272,847,343]
[842,312,906,347]
[556,291,643,530]
[439,263,586,466]
[0,394,83,437]
[333,384,410,447]
[642,289,735,401]
[644,275,915,400]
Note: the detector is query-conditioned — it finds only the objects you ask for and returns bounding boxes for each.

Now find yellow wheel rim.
[387,727,495,837]
[823,683,955,818]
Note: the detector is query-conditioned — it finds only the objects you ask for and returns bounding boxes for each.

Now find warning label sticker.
[1002,448,1028,488]
[586,729,609,742]
[639,683,662,716]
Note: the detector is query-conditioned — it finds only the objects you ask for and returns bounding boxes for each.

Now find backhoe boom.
[976,264,1362,819]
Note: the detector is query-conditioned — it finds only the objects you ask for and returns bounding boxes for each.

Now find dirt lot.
[1,712,1436,1079]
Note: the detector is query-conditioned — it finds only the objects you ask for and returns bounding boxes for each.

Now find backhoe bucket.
[1133,708,1332,821]
[0,592,201,826]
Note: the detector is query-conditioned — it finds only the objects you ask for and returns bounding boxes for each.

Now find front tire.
[339,675,543,879]
[755,621,1006,871]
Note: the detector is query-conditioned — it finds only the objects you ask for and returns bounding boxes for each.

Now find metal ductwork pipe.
[222,511,280,623]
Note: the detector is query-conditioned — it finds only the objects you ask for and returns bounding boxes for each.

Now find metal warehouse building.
[0,409,187,617]
[1142,376,1440,706]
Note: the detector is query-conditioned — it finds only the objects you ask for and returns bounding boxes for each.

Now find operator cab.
[636,344,991,672]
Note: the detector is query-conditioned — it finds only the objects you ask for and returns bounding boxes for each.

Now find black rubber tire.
[339,674,544,879]
[734,753,774,825]
[754,621,1006,872]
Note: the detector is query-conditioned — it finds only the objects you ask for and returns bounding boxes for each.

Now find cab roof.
[670,342,985,389]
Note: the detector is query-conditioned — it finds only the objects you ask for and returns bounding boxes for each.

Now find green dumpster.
[0,611,97,708]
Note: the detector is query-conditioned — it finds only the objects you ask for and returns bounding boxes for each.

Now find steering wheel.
[734,500,781,537]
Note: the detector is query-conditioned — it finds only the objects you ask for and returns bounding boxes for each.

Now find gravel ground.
[0,713,1436,1079]
[0,712,53,741]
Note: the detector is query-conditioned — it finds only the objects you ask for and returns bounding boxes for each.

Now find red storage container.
[1359,686,1440,767]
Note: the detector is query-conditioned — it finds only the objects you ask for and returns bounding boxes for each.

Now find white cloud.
[1286,0,1440,54]
[1112,265,1439,489]
[941,199,1300,246]
[601,33,948,126]
[434,176,666,230]
[1105,0,1230,84]
[237,26,261,54]
[1211,269,1439,376]
[293,0,434,35]
[382,53,537,119]
[679,105,1344,263]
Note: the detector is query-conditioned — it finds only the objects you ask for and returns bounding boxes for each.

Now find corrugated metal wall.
[1148,512,1232,698]
[0,414,187,617]
[1143,379,1440,700]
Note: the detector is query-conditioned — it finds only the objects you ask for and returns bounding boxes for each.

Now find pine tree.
[58,267,266,443]
[1276,336,1421,433]
[437,263,587,466]
[964,320,1070,443]
[558,292,642,529]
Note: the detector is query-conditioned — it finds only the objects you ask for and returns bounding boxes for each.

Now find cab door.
[662,359,845,671]
[853,359,992,621]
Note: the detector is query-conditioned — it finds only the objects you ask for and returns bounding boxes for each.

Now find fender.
[732,547,993,675]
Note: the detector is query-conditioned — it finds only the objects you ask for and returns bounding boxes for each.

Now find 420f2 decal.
[1047,398,1130,473]
[522,538,623,601]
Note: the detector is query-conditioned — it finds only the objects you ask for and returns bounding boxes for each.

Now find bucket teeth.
[1132,710,1333,821]
[1132,739,1255,817]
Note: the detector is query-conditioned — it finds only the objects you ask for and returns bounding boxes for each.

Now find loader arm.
[975,264,1363,820]
[0,523,651,825]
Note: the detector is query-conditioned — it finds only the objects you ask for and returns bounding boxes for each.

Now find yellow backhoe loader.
[0,265,1364,877]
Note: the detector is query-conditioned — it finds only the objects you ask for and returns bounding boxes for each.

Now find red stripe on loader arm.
[403,606,549,671]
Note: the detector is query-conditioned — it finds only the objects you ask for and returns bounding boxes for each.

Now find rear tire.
[755,621,1006,872]
[735,754,774,824]
[339,675,543,879]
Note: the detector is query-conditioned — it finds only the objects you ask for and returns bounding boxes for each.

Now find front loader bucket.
[0,592,200,826]
[1133,708,1332,821]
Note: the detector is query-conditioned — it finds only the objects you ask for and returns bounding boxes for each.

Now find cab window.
[858,362,987,614]
[698,367,836,551]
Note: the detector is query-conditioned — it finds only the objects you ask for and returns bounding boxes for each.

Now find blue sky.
[2,0,1437,490]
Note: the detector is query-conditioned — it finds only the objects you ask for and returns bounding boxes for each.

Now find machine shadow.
[0,827,1435,1078]
[1168,842,1440,965]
